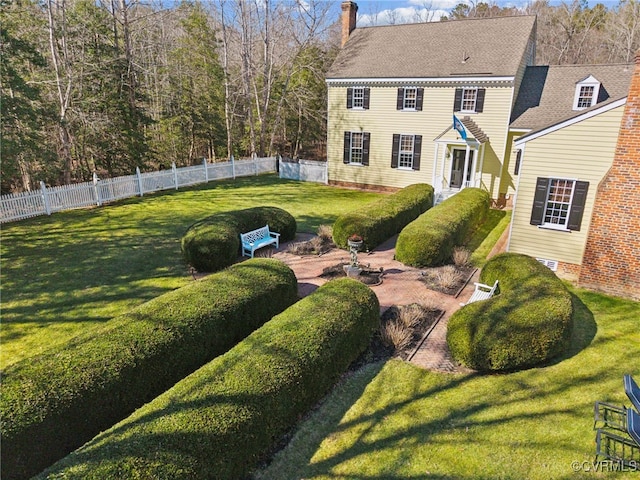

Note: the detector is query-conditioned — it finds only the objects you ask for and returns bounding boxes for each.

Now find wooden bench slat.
[460,280,499,306]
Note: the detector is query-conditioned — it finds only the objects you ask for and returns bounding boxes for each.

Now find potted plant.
[347,234,364,250]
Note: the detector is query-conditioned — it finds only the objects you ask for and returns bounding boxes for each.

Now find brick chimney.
[579,50,640,300]
[341,1,358,48]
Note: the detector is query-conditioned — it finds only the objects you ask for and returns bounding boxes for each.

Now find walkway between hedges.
[272,231,507,373]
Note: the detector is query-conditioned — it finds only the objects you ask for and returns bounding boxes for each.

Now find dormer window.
[573,75,600,111]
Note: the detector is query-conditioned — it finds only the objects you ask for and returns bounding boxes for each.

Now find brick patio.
[270,231,507,373]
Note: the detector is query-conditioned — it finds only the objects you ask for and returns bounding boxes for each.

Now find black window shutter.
[362,132,370,166]
[453,88,463,111]
[363,88,370,109]
[530,177,549,225]
[346,88,353,109]
[343,132,351,164]
[567,181,589,231]
[396,88,405,110]
[416,88,424,111]
[391,134,400,168]
[514,150,522,175]
[412,135,422,170]
[475,88,486,112]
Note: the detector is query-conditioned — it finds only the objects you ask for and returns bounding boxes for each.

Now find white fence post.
[40,181,51,215]
[93,172,102,206]
[203,158,209,183]
[324,162,329,185]
[231,155,236,179]
[136,167,144,196]
[253,153,258,176]
[172,162,178,189]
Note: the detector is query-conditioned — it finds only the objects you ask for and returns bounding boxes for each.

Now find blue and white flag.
[453,115,467,140]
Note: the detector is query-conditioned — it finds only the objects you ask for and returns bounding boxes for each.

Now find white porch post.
[463,144,471,188]
[432,143,439,188]
[478,143,486,188]
[441,146,447,186]
[470,146,478,188]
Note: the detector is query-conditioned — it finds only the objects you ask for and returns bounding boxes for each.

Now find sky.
[327,0,621,25]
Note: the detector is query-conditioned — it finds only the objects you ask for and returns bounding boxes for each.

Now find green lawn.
[0,175,383,368]
[256,289,640,479]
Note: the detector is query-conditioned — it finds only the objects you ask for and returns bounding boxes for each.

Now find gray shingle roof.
[510,64,634,131]
[327,16,537,79]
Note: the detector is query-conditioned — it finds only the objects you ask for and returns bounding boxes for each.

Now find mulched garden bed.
[350,303,444,371]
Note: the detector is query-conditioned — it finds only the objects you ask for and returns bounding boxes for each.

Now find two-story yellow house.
[327,2,639,300]
[327,2,536,204]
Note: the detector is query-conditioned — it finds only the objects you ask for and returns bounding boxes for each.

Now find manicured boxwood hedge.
[447,253,574,372]
[1,259,298,480]
[181,206,297,272]
[395,187,490,267]
[36,278,380,480]
[332,183,433,250]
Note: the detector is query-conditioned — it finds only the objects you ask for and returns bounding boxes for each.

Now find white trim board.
[326,76,515,86]
[514,97,627,146]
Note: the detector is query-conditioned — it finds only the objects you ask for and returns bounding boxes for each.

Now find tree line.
[2,0,638,194]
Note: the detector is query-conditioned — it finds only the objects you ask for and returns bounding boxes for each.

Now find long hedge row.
[1,259,298,480]
[395,187,490,267]
[181,206,297,272]
[447,253,574,372]
[36,278,380,480]
[332,183,434,251]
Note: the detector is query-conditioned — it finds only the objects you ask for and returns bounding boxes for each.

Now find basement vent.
[536,258,558,271]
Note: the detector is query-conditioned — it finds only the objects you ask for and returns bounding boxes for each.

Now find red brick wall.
[579,51,640,301]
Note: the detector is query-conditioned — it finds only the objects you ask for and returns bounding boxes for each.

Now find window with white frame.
[350,132,363,164]
[403,88,417,110]
[399,135,415,168]
[352,87,365,109]
[530,177,589,231]
[461,87,478,112]
[573,76,600,110]
[453,87,485,113]
[544,179,575,227]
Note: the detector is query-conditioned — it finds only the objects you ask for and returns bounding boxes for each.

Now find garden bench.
[461,280,499,306]
[240,225,280,258]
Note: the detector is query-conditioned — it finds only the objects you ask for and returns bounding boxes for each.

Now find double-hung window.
[391,134,422,171]
[403,88,417,110]
[398,135,414,168]
[396,87,424,111]
[573,76,600,110]
[346,87,370,109]
[453,87,485,113]
[343,131,370,165]
[530,177,589,231]
[352,88,365,108]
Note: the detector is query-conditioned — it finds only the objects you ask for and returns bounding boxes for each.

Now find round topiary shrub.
[181,206,296,272]
[395,187,490,267]
[36,278,380,480]
[332,183,433,251]
[1,259,298,480]
[447,253,573,372]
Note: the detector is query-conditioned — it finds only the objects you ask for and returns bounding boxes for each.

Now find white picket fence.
[279,159,328,184]
[1,156,276,224]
